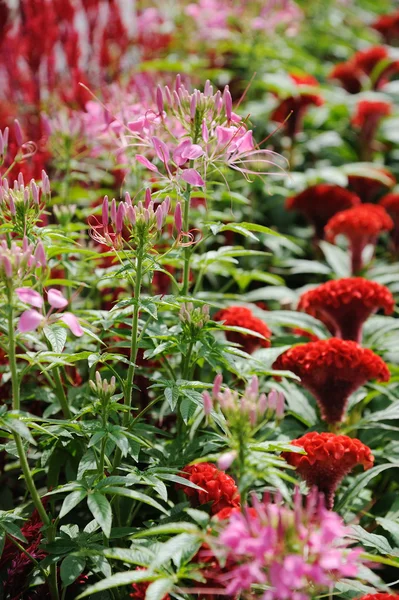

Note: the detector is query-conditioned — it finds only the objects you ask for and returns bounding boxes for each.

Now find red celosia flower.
[130,567,170,600]
[273,339,390,423]
[298,277,394,342]
[214,306,271,354]
[348,168,396,202]
[325,204,393,274]
[380,192,399,251]
[358,594,399,600]
[177,463,240,515]
[372,10,399,44]
[271,73,324,138]
[329,46,399,93]
[329,62,363,94]
[352,99,392,161]
[193,543,237,600]
[281,432,374,509]
[286,184,360,239]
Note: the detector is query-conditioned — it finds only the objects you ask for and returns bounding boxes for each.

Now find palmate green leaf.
[43,326,67,353]
[60,555,86,586]
[76,570,159,598]
[146,579,174,600]
[87,493,112,538]
[336,463,399,511]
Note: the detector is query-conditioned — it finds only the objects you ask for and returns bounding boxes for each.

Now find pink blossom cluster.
[216,490,362,600]
[0,170,49,213]
[0,238,46,280]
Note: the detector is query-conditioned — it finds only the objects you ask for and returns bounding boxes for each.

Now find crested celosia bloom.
[273,339,390,423]
[372,10,399,44]
[348,168,396,203]
[298,277,394,342]
[177,462,240,515]
[270,73,324,138]
[358,594,399,600]
[325,204,393,274]
[286,184,360,239]
[215,489,364,599]
[329,46,399,93]
[379,192,399,251]
[281,433,374,509]
[352,99,392,161]
[214,306,271,353]
[16,287,84,337]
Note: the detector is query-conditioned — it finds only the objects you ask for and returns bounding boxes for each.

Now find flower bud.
[202,391,213,416]
[212,373,223,397]
[217,451,237,470]
[14,119,23,147]
[156,85,164,114]
[174,202,182,232]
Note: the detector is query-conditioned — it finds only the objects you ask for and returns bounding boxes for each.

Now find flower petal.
[136,155,159,173]
[47,288,68,309]
[59,312,84,337]
[180,169,205,187]
[15,287,43,308]
[18,309,44,332]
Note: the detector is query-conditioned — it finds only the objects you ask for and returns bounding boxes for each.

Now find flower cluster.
[359,595,399,600]
[286,184,360,239]
[214,305,271,354]
[325,204,393,274]
[178,462,240,515]
[298,277,394,342]
[273,339,390,423]
[215,490,363,600]
[329,46,399,93]
[0,170,49,235]
[0,238,46,282]
[282,432,374,509]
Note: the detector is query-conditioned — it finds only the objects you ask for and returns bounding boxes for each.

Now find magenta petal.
[15,287,44,308]
[59,312,84,337]
[136,155,159,173]
[181,169,205,187]
[18,309,44,332]
[47,288,69,309]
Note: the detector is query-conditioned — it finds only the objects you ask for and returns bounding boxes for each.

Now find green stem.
[53,368,72,420]
[7,294,59,600]
[181,184,191,296]
[99,435,107,475]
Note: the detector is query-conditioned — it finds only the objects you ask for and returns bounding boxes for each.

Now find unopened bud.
[156,85,164,114]
[174,202,182,232]
[41,170,50,195]
[202,391,213,416]
[212,373,223,398]
[14,119,23,147]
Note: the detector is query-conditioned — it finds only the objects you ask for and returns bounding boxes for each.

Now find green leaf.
[376,517,399,546]
[133,522,200,537]
[87,493,112,538]
[349,525,394,555]
[151,533,201,568]
[146,579,173,600]
[336,463,399,511]
[164,387,179,411]
[61,555,86,586]
[76,571,159,598]
[43,326,67,353]
[60,489,87,519]
[100,486,168,515]
[4,417,36,445]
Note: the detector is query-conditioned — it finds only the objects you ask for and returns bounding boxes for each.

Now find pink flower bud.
[267,389,278,411]
[155,206,163,230]
[48,288,68,309]
[212,373,223,397]
[258,393,268,413]
[23,188,29,204]
[202,391,213,416]
[3,178,8,192]
[175,74,182,91]
[126,205,136,225]
[174,202,182,232]
[30,180,39,204]
[217,451,237,470]
[110,198,117,224]
[124,191,132,207]
[224,87,233,121]
[164,86,172,105]
[0,131,4,156]
[116,202,125,233]
[162,196,171,216]
[276,391,285,419]
[145,188,152,208]
[102,196,109,228]
[190,95,196,120]
[18,172,24,188]
[34,242,46,267]
[202,119,209,143]
[14,119,23,147]
[9,196,16,215]
[2,256,12,278]
[156,85,164,114]
[172,90,181,108]
[249,375,259,397]
[41,170,50,195]
[204,79,212,96]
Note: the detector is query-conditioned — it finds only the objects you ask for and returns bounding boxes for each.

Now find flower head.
[330,46,399,93]
[298,277,394,342]
[286,184,360,239]
[177,462,240,515]
[215,490,364,599]
[347,167,396,202]
[352,99,392,128]
[372,10,399,44]
[329,62,364,94]
[273,339,390,423]
[325,204,393,274]
[380,192,399,251]
[358,594,399,600]
[282,432,374,509]
[214,305,271,354]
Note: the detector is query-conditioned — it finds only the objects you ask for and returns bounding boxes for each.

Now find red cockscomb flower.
[358,594,399,600]
[380,192,399,251]
[329,46,399,93]
[298,278,394,342]
[178,463,240,515]
[329,62,364,94]
[281,432,374,509]
[325,204,393,274]
[352,99,391,161]
[348,167,396,202]
[273,339,390,423]
[270,73,324,138]
[214,306,271,354]
[130,568,170,600]
[372,11,399,44]
[286,184,360,239]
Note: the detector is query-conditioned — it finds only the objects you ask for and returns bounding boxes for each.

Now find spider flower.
[0,238,46,282]
[372,10,399,44]
[214,305,271,354]
[282,433,373,509]
[379,192,399,251]
[270,73,324,138]
[298,278,394,342]
[325,204,393,274]
[286,184,360,239]
[0,172,48,234]
[329,46,399,93]
[215,489,364,599]
[273,339,390,423]
[177,462,240,515]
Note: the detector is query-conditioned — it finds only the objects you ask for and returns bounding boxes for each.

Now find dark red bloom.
[380,192,399,251]
[286,184,360,239]
[372,11,399,44]
[325,204,393,274]
[130,567,170,600]
[282,432,374,509]
[298,277,394,342]
[357,595,399,600]
[270,73,324,138]
[193,544,236,600]
[329,46,399,93]
[352,99,392,161]
[177,463,240,515]
[348,167,396,203]
[273,339,390,423]
[214,306,271,354]
[329,62,363,94]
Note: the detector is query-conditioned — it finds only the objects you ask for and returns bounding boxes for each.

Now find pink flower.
[136,155,159,172]
[18,309,44,333]
[15,287,43,308]
[47,289,68,309]
[60,312,84,337]
[181,169,205,187]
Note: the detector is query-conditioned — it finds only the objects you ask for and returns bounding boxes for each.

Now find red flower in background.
[178,463,240,515]
[271,73,324,138]
[273,339,390,423]
[282,432,374,509]
[325,204,393,274]
[130,568,170,600]
[298,277,394,342]
[329,46,399,93]
[372,10,399,44]
[380,192,399,251]
[348,167,396,202]
[286,184,360,239]
[352,99,391,161]
[214,306,271,354]
[358,595,399,600]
